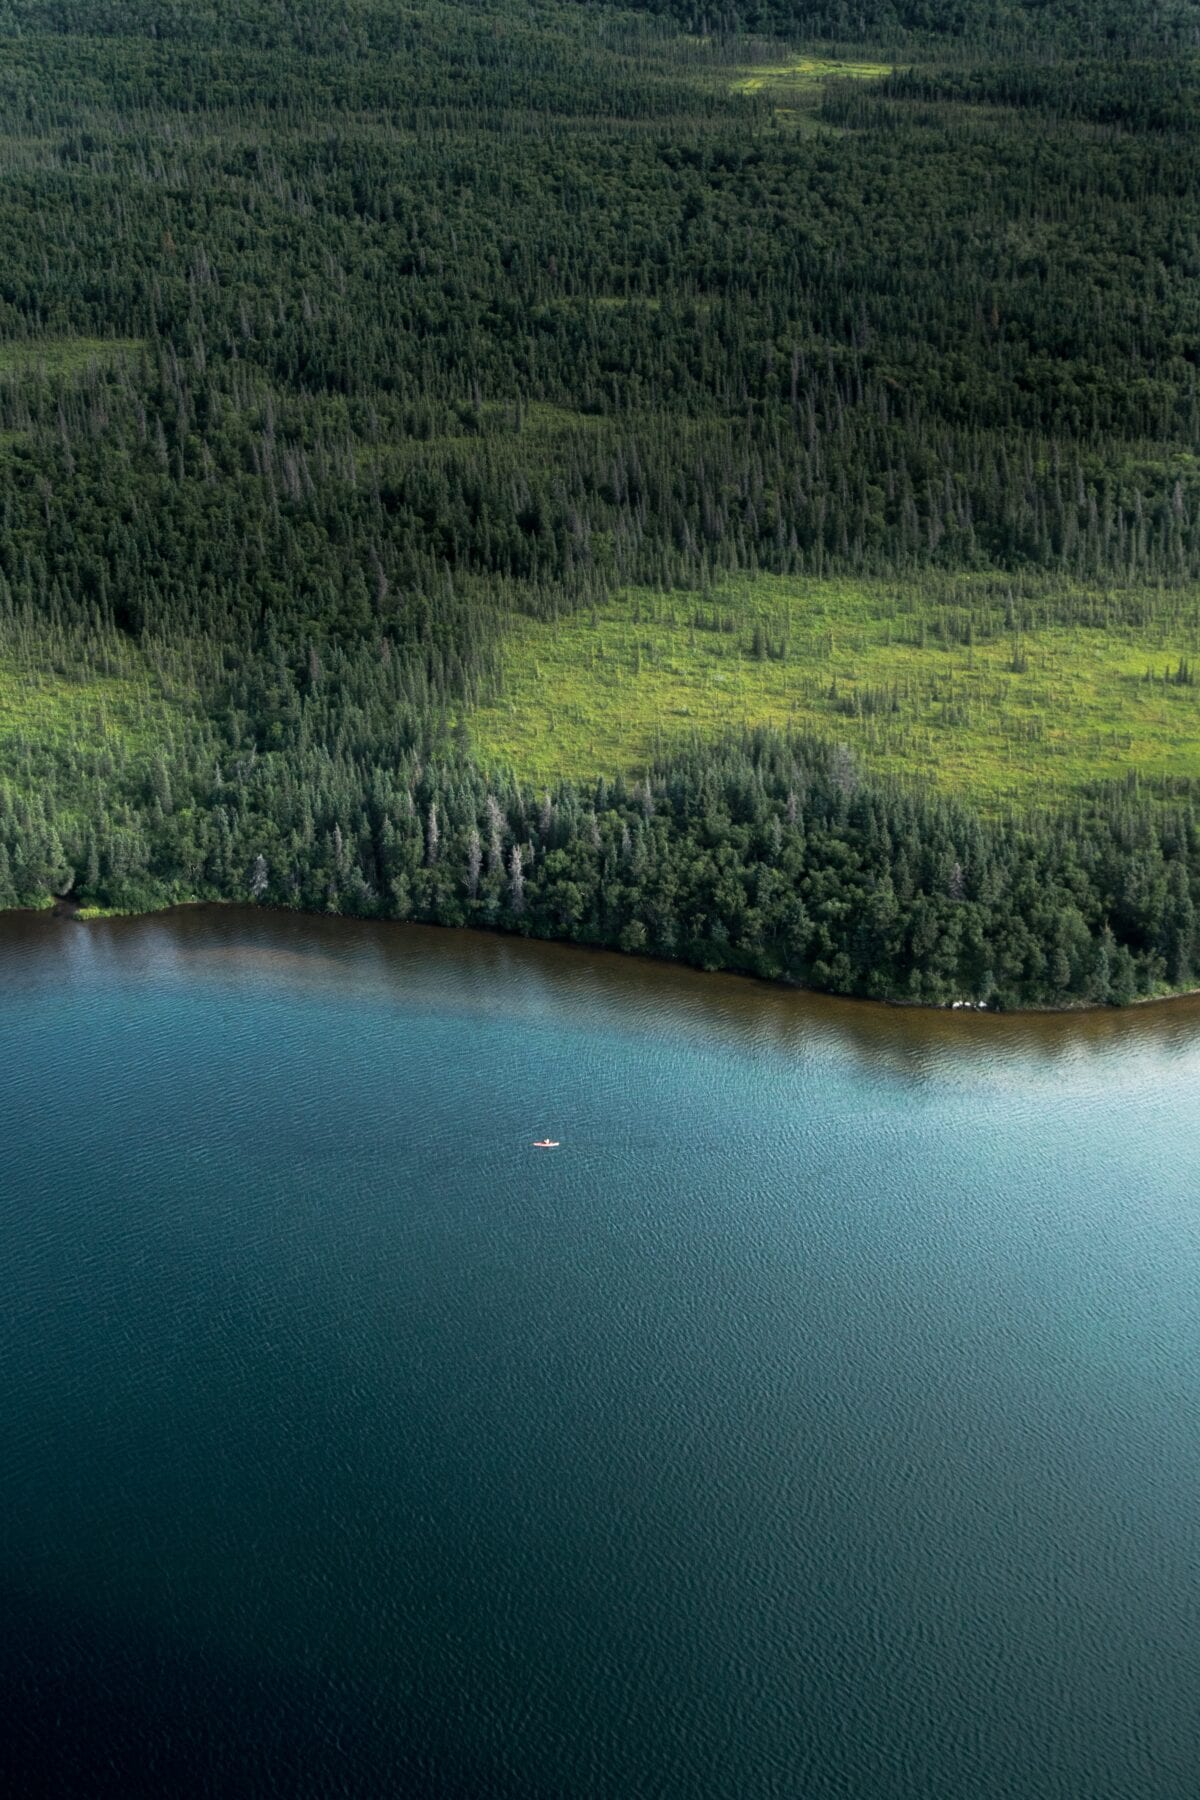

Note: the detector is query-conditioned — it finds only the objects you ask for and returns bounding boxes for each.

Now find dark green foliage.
[1,0,1199,604]
[6,677,1196,1006]
[1,0,1198,1004]
[586,0,1198,52]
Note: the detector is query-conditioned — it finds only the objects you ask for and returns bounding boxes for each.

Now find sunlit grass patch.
[577,293,662,311]
[470,575,1200,809]
[0,654,182,795]
[0,337,142,378]
[731,58,895,97]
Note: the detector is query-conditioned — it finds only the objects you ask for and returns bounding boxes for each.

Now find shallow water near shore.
[2,906,1199,1797]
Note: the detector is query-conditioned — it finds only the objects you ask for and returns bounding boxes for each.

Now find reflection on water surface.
[1,904,1199,1799]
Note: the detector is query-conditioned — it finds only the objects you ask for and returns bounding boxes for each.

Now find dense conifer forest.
[2,0,1200,1006]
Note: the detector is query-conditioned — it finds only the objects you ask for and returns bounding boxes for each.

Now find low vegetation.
[728,56,898,130]
[732,58,893,91]
[0,339,142,379]
[474,577,1200,806]
[0,660,166,761]
[1,0,1199,1007]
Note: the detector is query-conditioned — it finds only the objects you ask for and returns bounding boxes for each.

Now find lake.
[2,907,1199,1798]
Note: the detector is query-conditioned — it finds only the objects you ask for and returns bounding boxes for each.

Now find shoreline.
[5,895,1198,1020]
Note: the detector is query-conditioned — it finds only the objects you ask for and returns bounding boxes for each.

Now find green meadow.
[471,575,1200,808]
[0,651,182,797]
[0,337,142,379]
[730,56,897,125]
[731,57,895,96]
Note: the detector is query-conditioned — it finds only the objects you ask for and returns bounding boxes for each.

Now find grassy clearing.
[731,57,895,96]
[470,574,1200,807]
[513,402,607,434]
[0,653,183,808]
[574,294,662,311]
[364,401,609,470]
[730,57,897,130]
[0,662,152,748]
[0,337,142,378]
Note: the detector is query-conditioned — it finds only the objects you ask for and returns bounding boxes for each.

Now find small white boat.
[532,1139,560,1149]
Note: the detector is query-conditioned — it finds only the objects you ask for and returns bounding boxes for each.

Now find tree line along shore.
[2,0,1200,1006]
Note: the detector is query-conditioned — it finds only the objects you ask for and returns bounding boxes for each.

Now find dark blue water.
[2,908,1199,1798]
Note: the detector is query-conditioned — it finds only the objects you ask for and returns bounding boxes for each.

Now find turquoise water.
[2,908,1199,1798]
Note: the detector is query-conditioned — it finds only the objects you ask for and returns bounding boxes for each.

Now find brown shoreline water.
[5,901,1200,1070]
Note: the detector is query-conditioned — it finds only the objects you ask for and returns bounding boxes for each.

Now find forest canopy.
[1,0,1199,1007]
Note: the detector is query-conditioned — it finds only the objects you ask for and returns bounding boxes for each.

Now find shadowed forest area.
[2,0,1200,1005]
